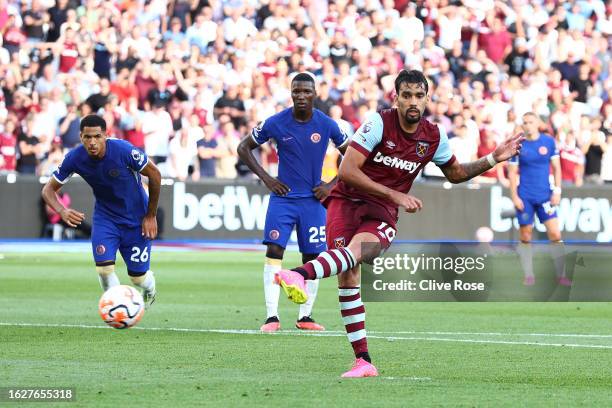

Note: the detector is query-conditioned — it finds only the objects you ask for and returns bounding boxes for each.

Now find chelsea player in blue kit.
[509,112,571,287]
[41,115,162,307]
[238,73,348,332]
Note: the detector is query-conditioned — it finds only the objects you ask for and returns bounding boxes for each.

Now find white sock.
[299,279,319,319]
[517,242,534,279]
[550,241,566,278]
[99,273,120,292]
[264,258,281,319]
[131,270,156,293]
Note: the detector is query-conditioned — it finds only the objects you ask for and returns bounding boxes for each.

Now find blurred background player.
[274,70,523,377]
[509,112,571,287]
[238,73,348,333]
[41,114,161,307]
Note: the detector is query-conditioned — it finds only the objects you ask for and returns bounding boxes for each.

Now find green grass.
[2,251,612,407]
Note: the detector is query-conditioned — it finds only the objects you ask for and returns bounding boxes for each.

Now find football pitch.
[2,249,612,407]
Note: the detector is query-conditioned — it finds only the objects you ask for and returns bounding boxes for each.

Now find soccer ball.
[98,285,145,329]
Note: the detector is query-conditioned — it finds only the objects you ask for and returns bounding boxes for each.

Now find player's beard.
[404,109,421,124]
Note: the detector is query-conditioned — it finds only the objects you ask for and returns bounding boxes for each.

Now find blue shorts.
[263,196,327,254]
[516,195,557,226]
[91,221,151,275]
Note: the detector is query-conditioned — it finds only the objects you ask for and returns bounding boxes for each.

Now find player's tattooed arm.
[441,157,494,183]
[238,136,290,195]
[442,133,524,183]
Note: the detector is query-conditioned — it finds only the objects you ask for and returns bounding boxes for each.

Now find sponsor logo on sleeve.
[131,149,145,166]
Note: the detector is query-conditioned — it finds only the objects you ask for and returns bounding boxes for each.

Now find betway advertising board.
[0,177,610,241]
[171,181,611,242]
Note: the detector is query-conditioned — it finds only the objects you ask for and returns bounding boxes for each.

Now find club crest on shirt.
[96,244,106,255]
[538,146,548,155]
[416,141,429,158]
[310,133,321,143]
[385,140,396,150]
[269,229,280,240]
[334,237,345,248]
[108,169,120,178]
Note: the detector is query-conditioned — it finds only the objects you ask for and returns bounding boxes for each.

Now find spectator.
[475,130,509,186]
[559,130,585,186]
[142,101,173,165]
[213,86,246,129]
[38,136,64,176]
[196,124,220,179]
[477,16,512,65]
[504,37,531,77]
[58,103,81,149]
[581,120,607,184]
[85,78,111,112]
[22,0,46,43]
[601,134,612,184]
[0,118,17,172]
[167,127,197,181]
[215,119,239,179]
[16,114,41,174]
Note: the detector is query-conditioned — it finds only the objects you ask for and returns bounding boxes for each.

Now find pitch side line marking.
[3,322,612,349]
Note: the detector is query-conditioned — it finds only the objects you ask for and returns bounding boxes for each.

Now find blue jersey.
[509,133,558,201]
[53,139,149,227]
[251,108,348,198]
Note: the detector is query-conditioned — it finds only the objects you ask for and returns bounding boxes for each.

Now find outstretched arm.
[41,178,85,227]
[237,136,289,195]
[442,134,524,183]
[140,161,161,239]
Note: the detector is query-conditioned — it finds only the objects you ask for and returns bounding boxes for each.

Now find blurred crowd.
[0,0,610,186]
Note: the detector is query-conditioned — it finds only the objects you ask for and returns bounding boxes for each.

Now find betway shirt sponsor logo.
[373,151,421,173]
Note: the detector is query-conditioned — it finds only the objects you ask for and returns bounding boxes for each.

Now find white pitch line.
[2,322,612,349]
[369,330,612,339]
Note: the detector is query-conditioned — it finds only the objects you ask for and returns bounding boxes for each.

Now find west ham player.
[508,112,570,287]
[275,70,523,377]
[41,115,161,307]
[238,73,348,332]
